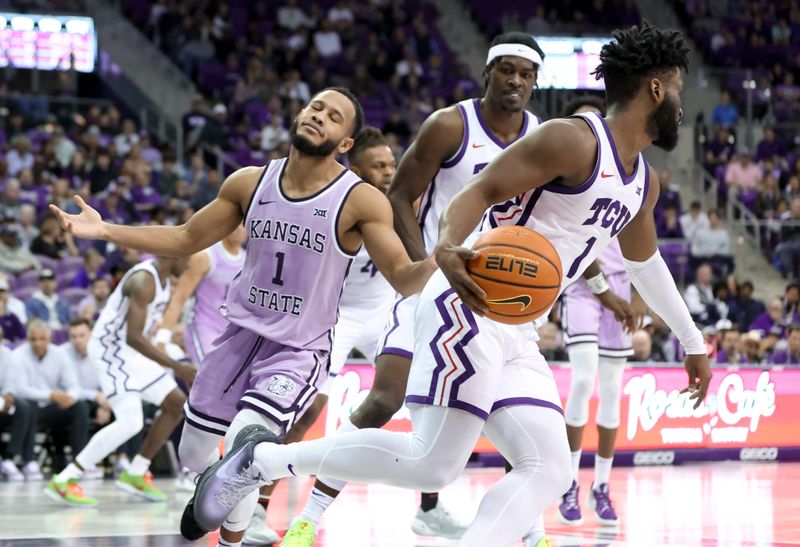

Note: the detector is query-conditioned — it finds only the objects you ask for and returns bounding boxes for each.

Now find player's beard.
[289,119,339,157]
[650,94,680,151]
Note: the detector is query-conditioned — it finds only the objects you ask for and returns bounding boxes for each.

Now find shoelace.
[215,471,261,509]
[565,486,579,508]
[594,490,613,513]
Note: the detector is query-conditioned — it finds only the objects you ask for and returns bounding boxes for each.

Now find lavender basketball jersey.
[225,158,362,350]
[185,242,244,359]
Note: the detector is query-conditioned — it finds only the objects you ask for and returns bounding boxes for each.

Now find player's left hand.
[434,244,488,315]
[595,290,637,333]
[682,354,713,409]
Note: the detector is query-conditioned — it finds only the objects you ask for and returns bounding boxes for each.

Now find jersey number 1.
[272,252,285,286]
[566,237,596,279]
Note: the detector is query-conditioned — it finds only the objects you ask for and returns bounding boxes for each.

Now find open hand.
[434,244,488,315]
[48,196,107,240]
[682,354,713,409]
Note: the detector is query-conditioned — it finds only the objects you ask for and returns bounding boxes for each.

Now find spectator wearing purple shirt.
[715,321,741,364]
[750,297,800,337]
[756,126,785,162]
[93,183,131,226]
[657,205,684,238]
[130,168,162,223]
[704,126,735,172]
[71,248,105,289]
[16,169,48,215]
[770,325,800,365]
[0,277,25,343]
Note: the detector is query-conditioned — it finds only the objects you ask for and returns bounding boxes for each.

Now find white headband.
[486,43,543,67]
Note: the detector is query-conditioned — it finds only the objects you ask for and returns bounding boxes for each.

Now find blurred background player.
[557,95,645,526]
[45,256,195,507]
[276,127,399,545]
[280,31,545,546]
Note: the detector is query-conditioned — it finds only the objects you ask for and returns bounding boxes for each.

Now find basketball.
[466,226,563,325]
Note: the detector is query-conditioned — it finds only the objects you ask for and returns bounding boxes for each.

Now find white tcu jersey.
[91,259,171,347]
[339,246,393,312]
[417,98,540,255]
[482,111,650,320]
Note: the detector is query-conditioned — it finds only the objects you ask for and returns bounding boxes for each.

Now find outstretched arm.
[387,108,465,261]
[618,167,712,408]
[49,166,261,257]
[352,184,437,297]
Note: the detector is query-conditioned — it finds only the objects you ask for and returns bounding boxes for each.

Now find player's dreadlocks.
[348,127,388,161]
[593,22,690,107]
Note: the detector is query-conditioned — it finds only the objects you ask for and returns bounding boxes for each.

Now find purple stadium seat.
[15,286,37,302]
[60,287,89,308]
[14,269,40,292]
[51,328,69,345]
[35,255,59,272]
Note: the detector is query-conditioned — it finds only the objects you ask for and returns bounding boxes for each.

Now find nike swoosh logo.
[288,464,296,476]
[471,143,486,148]
[487,295,532,311]
[600,171,614,179]
[258,199,275,205]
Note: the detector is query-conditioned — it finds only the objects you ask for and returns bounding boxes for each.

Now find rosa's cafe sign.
[304,364,800,454]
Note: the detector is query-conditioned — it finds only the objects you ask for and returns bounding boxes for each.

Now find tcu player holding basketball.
[281,31,546,546]
[558,96,645,526]
[192,24,712,547]
[50,87,436,547]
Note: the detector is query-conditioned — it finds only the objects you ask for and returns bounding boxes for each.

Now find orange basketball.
[466,226,562,325]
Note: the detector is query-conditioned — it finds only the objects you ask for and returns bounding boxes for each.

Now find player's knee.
[160,389,186,417]
[418,461,461,491]
[356,390,403,428]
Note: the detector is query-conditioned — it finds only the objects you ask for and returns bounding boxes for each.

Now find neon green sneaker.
[280,517,317,546]
[115,470,166,502]
[44,476,97,507]
[534,537,552,547]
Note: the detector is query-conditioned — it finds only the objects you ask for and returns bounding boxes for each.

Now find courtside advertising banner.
[308,364,799,454]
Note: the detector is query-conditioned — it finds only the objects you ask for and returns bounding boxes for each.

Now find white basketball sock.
[128,455,151,476]
[56,462,82,483]
[571,449,582,481]
[594,455,613,487]
[298,488,336,527]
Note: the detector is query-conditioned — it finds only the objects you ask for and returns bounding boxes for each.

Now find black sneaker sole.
[180,495,206,540]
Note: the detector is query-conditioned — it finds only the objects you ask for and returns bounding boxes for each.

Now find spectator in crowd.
[725,148,763,194]
[72,248,106,289]
[715,320,741,364]
[277,0,314,31]
[0,224,40,274]
[630,329,653,362]
[30,215,78,260]
[89,150,116,195]
[0,326,41,481]
[182,97,208,144]
[684,263,717,326]
[12,320,90,469]
[25,269,70,330]
[776,197,800,279]
[785,283,799,317]
[740,330,764,364]
[192,168,221,210]
[197,104,230,152]
[260,116,290,152]
[95,183,132,227]
[1,179,22,222]
[731,280,765,332]
[689,209,735,274]
[750,297,797,337]
[756,126,785,162]
[158,151,182,197]
[657,168,682,212]
[114,119,140,158]
[712,90,739,128]
[657,204,684,238]
[52,126,77,170]
[0,273,27,324]
[756,174,782,218]
[679,201,710,241]
[704,126,735,173]
[313,18,342,58]
[6,136,35,177]
[77,277,111,321]
[770,324,800,365]
[537,321,568,361]
[16,204,39,248]
[17,169,47,213]
[0,277,26,343]
[62,318,112,430]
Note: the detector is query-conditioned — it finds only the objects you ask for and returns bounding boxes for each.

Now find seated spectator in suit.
[0,326,41,480]
[71,248,105,289]
[0,223,40,275]
[26,269,70,330]
[12,320,90,469]
[77,277,112,321]
[0,277,25,343]
[770,324,800,365]
[684,264,719,326]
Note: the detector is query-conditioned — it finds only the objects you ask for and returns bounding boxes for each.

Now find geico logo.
[633,451,675,466]
[739,447,778,461]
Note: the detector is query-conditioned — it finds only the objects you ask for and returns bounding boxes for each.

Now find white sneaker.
[411,503,469,540]
[0,459,23,481]
[22,461,43,481]
[242,503,281,545]
[81,466,104,480]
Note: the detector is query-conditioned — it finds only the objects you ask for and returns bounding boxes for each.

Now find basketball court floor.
[0,462,798,546]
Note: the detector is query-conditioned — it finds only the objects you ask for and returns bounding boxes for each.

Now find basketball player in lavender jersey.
[49,87,436,547]
[159,225,247,366]
[558,96,646,526]
[191,24,713,547]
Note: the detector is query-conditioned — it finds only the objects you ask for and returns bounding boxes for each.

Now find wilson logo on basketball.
[487,295,532,310]
[485,255,538,278]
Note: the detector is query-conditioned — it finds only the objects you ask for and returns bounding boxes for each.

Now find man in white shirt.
[278,0,314,30]
[679,200,710,240]
[684,264,716,326]
[313,19,342,57]
[13,320,90,469]
[0,326,41,481]
[260,116,290,152]
[690,208,734,274]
